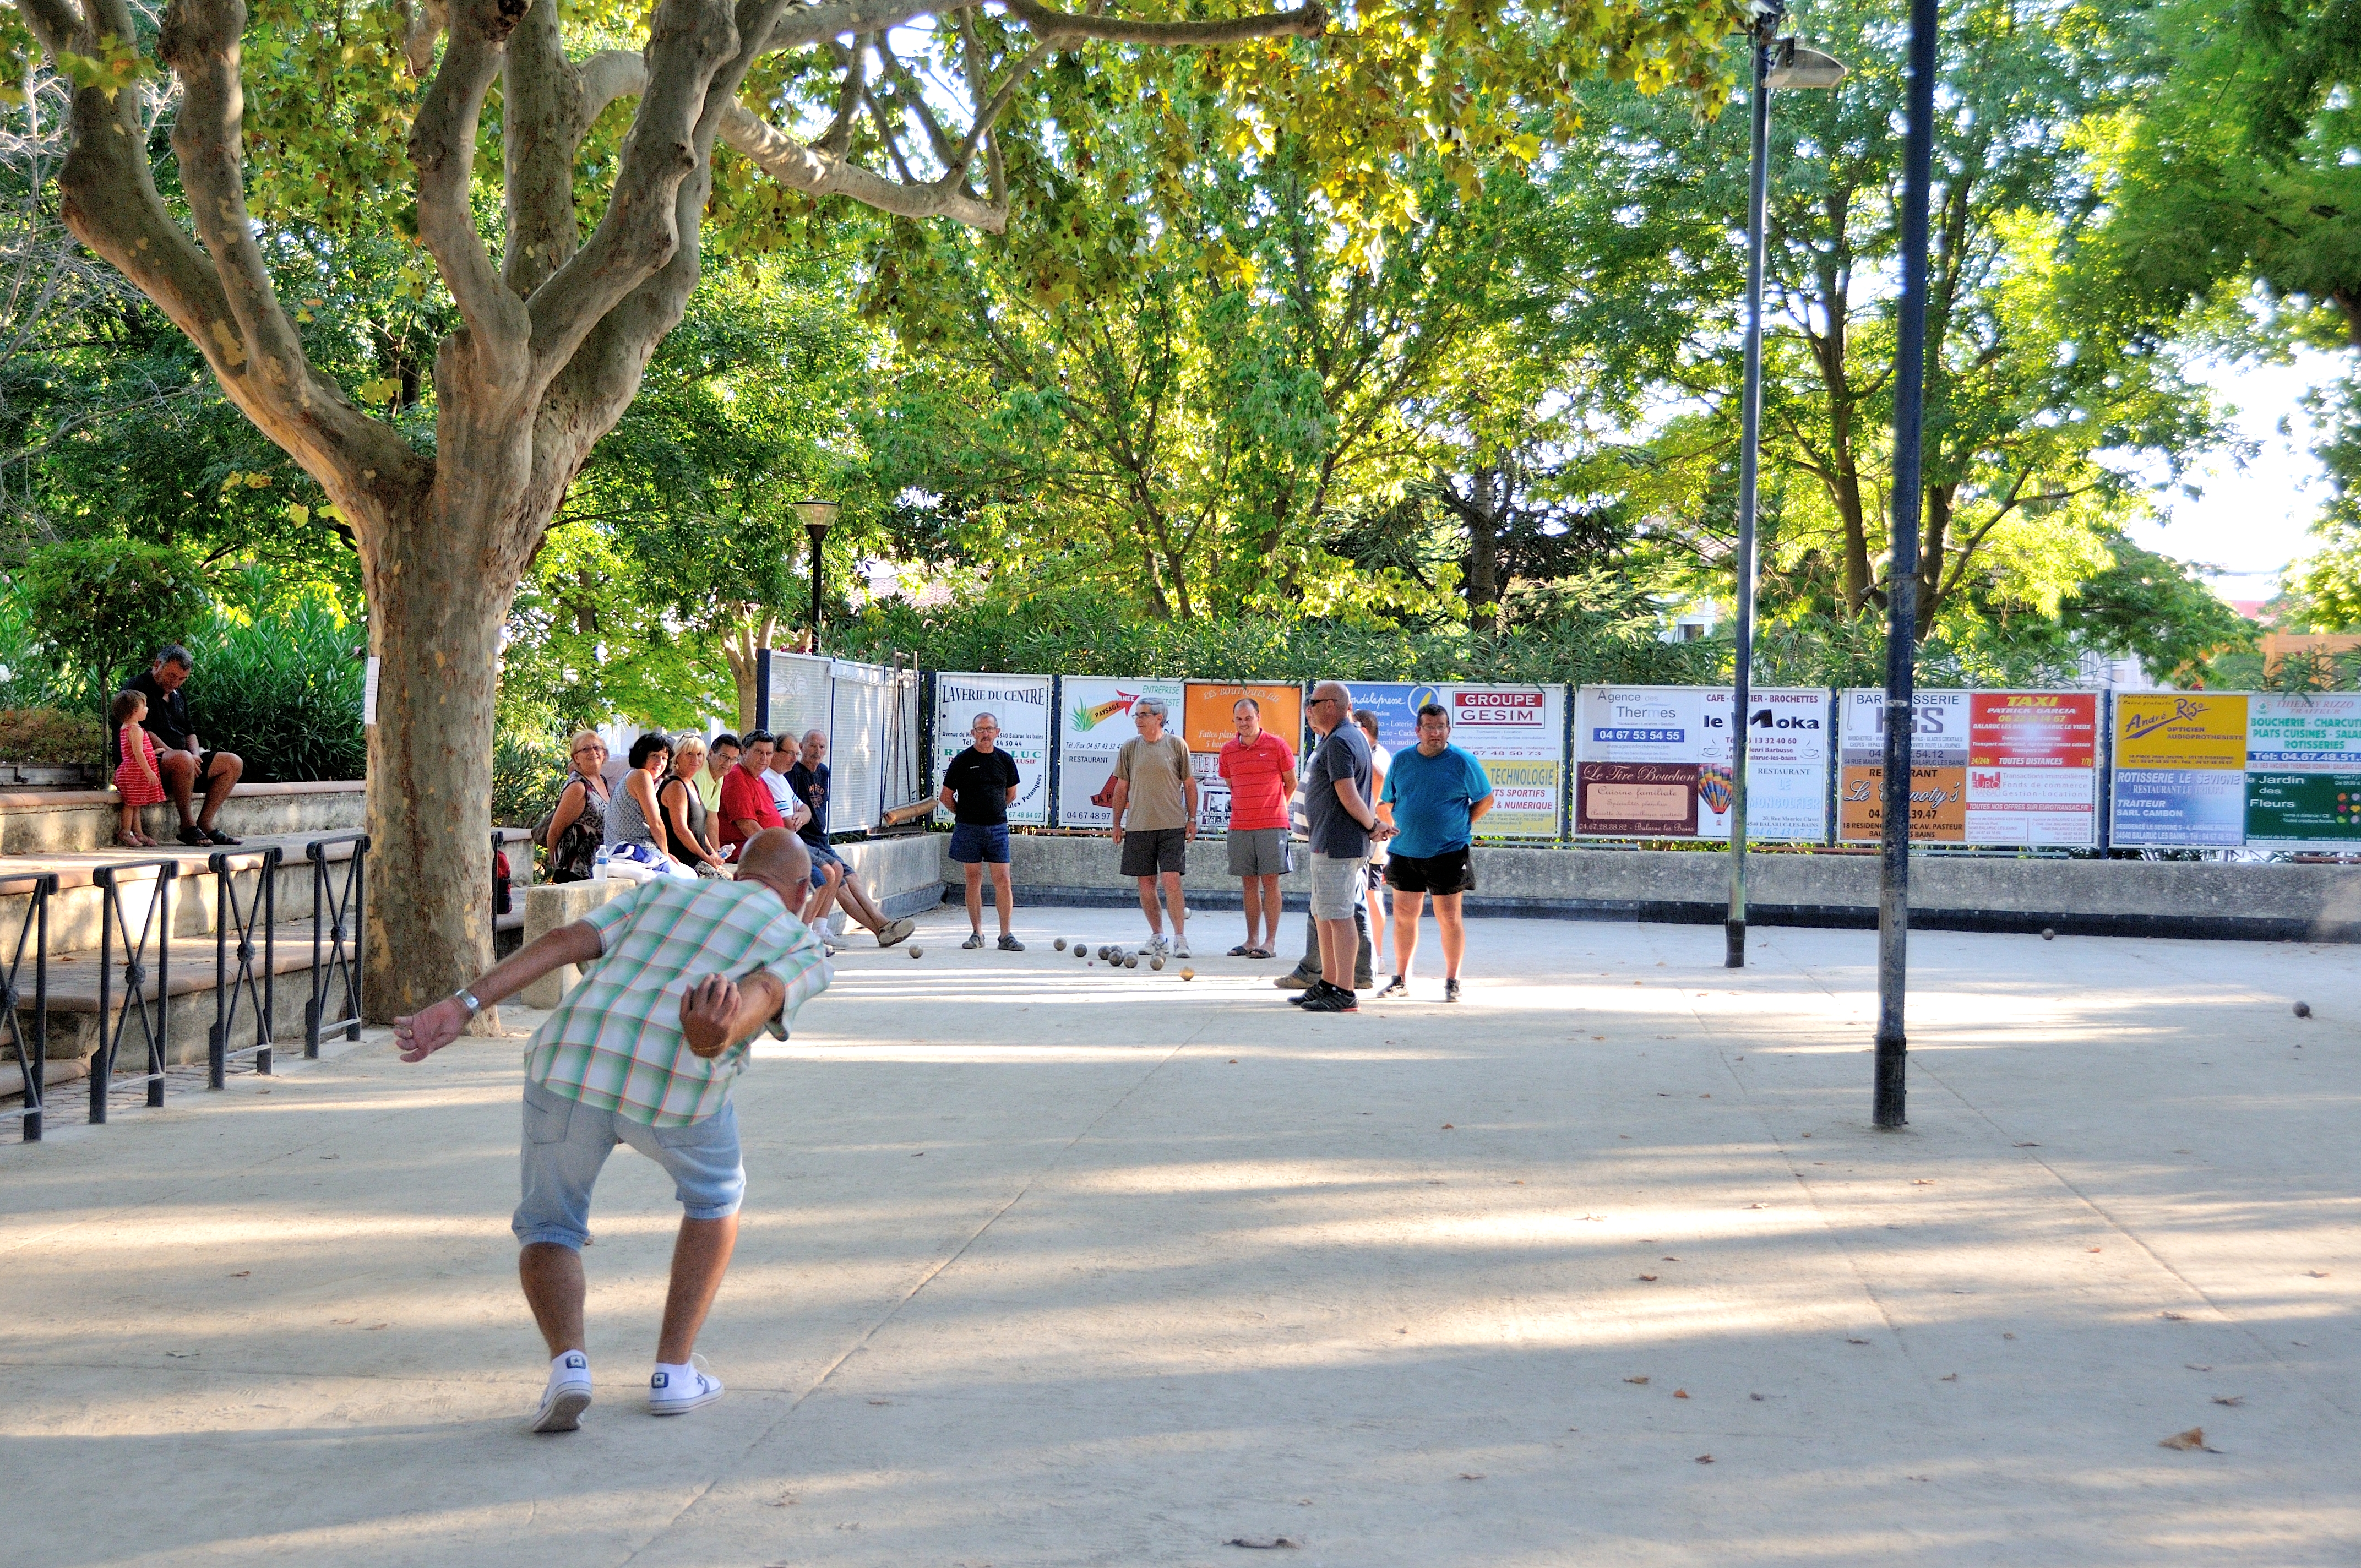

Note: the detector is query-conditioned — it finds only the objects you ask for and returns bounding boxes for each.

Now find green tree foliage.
[18,536,210,696]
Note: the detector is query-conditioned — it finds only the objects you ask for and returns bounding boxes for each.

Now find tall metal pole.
[808,528,825,656]
[1726,15,1775,970]
[1876,0,1939,1129]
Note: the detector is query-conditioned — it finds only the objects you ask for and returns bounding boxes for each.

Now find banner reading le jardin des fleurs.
[1056,676,1187,828]
[1182,682,1305,831]
[1327,683,1564,838]
[931,672,1052,826]
[2245,692,2361,849]
[1574,686,1831,841]
[1838,689,2100,847]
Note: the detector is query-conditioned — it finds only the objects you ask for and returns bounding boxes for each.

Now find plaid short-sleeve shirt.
[524,878,830,1126]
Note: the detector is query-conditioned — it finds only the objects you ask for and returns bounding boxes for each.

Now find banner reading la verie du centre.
[1057,676,1187,827]
[931,673,1051,826]
[1574,685,1830,841]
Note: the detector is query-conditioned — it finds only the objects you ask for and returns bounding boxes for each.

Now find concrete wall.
[949,832,2361,943]
[0,781,367,855]
[831,834,944,921]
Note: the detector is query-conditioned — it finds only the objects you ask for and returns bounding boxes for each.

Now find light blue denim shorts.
[513,1077,747,1249]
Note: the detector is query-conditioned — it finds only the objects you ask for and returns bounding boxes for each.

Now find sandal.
[113,830,145,848]
[1227,944,1254,957]
[1246,947,1275,960]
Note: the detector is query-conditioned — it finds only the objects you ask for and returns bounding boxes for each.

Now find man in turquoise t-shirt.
[1374,703,1493,1001]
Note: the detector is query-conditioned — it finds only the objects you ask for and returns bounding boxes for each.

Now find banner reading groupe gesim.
[1836,689,2100,846]
[1055,676,1187,827]
[930,672,1052,825]
[1336,683,1564,838]
[2112,691,2361,849]
[1574,686,1830,840]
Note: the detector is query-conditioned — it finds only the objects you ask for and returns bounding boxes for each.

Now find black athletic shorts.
[1119,825,1188,878]
[1385,845,1473,895]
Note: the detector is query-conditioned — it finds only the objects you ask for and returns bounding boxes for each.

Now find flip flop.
[1247,947,1275,960]
[1227,944,1254,957]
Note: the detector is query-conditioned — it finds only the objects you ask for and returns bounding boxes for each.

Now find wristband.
[454,987,483,1019]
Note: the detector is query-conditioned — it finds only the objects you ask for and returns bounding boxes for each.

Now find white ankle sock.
[653,1359,695,1383]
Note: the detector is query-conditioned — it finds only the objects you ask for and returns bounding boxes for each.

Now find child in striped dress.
[112,688,163,847]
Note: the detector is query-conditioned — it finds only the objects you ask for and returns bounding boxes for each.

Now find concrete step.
[0,780,365,855]
[0,836,362,955]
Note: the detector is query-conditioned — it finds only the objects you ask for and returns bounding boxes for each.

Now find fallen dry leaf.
[2212,1395,2244,1407]
[1747,1202,1766,1210]
[1695,1453,1714,1464]
[332,1318,356,1325]
[2184,1363,2212,1372]
[2305,1270,2330,1278]
[2089,1248,2102,1254]
[1939,1373,1959,1382]
[1624,1376,1650,1385]
[1457,1473,1485,1481]
[2160,1311,2191,1321]
[228,1271,249,1279]
[1224,1537,1300,1549]
[2013,1141,2039,1147]
[2158,1427,2209,1452]
[2003,1333,2017,1341]
[1673,1389,1690,1399]
[1441,1123,1454,1130]
[364,1323,388,1331]
[1639,1274,1660,1282]
[867,1399,892,1406]
[1749,1393,1765,1402]
[1847,1337,1870,1346]
[1912,1179,1934,1186]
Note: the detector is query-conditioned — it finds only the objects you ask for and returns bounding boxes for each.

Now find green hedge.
[180,599,367,783]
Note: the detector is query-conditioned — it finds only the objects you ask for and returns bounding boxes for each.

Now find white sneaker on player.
[1145,933,1172,960]
[530,1350,592,1433]
[648,1354,723,1415]
[1172,935,1192,959]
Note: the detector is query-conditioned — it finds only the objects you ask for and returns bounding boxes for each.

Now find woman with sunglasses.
[542,732,613,883]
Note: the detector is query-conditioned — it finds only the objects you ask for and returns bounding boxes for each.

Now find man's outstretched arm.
[394,921,607,1061]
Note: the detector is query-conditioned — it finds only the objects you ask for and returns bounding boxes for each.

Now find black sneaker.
[1374,976,1407,999]
[1300,987,1358,1013]
[1444,978,1462,1003]
[1288,980,1335,1007]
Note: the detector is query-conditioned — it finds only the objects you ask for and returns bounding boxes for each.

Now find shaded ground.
[2,905,2355,1566]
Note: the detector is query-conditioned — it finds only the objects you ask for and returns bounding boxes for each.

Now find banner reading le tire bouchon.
[932,672,1052,826]
[1837,689,2100,847]
[1056,676,1188,827]
[1183,682,1305,831]
[2112,690,2361,849]
[1574,685,1831,841]
[1339,682,1565,838]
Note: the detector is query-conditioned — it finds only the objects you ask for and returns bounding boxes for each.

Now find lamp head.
[795,498,839,540]
[1765,36,1847,89]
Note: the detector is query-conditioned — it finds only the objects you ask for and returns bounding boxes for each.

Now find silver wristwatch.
[454,987,484,1018]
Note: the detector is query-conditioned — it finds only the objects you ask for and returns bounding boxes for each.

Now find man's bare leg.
[1238,876,1263,950]
[157,750,200,830]
[834,870,888,931]
[1256,875,1284,949]
[1434,892,1468,979]
[965,862,986,933]
[1316,915,1356,990]
[1159,869,1187,945]
[1136,876,1165,935]
[194,753,243,829]
[1392,889,1427,980]
[521,1242,587,1357]
[656,1215,738,1364]
[989,863,1015,935]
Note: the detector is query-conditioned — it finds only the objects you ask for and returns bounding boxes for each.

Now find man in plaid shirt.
[395,828,831,1434]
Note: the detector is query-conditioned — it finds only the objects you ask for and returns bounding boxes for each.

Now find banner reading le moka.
[931,673,1051,826]
[1056,676,1187,828]
[1574,685,1829,840]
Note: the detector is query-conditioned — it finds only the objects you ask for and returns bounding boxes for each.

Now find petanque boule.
[1150,956,1165,971]
[2295,1000,2313,1017]
[1180,967,1195,980]
[908,946,923,959]
[1054,937,1067,951]
[2042,928,2055,941]
[1125,955,1139,969]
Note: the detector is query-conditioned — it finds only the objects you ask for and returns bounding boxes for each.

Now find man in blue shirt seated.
[1374,703,1494,1002]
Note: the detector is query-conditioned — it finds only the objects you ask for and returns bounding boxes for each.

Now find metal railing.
[91,859,177,1123]
[304,832,367,1057]
[2,870,53,1142]
[208,846,280,1088]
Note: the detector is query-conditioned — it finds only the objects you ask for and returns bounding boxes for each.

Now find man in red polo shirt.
[717,731,788,857]
[1216,697,1297,958]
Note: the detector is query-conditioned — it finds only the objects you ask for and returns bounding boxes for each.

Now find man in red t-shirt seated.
[1216,697,1298,959]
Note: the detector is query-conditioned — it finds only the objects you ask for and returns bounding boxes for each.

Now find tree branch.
[410,0,529,361]
[721,100,1010,230]
[995,0,1325,47]
[503,0,583,296]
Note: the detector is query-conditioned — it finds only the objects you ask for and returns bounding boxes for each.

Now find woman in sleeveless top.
[657,733,728,876]
[605,732,698,881]
[542,732,612,883]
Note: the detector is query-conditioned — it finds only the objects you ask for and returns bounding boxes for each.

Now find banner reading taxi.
[1183,682,1304,831]
[1055,676,1187,828]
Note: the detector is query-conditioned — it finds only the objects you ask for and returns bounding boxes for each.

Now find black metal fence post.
[2,871,53,1142]
[91,860,175,1123]
[209,846,282,1088]
[305,834,369,1055]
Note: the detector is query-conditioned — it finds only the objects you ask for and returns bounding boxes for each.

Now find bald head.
[736,828,813,917]
[1309,680,1352,735]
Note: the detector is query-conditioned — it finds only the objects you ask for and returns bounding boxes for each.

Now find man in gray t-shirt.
[1295,679,1380,1012]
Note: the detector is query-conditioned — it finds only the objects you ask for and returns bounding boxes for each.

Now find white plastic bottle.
[593,845,611,881]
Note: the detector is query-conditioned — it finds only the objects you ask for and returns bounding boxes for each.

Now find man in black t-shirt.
[938,713,1024,951]
[126,644,244,847]
[786,729,912,948]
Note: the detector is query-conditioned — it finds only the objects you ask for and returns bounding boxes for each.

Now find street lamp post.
[794,498,839,655]
[1726,15,1846,970]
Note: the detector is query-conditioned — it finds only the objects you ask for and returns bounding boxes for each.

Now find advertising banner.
[1963,691,2100,847]
[756,650,833,745]
[1183,682,1305,831]
[2110,693,2250,848]
[2245,693,2361,849]
[1574,686,1830,841]
[1057,676,1187,828]
[931,673,1052,826]
[1445,684,1565,838]
[1838,689,1969,842]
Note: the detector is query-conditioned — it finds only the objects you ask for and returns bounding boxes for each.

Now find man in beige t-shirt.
[1108,697,1197,957]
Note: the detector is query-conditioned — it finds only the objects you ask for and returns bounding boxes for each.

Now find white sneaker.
[648,1354,723,1415]
[1172,936,1192,959]
[531,1351,592,1433]
[1146,934,1172,959]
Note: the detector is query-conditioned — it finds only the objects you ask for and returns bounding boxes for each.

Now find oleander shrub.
[0,707,104,764]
